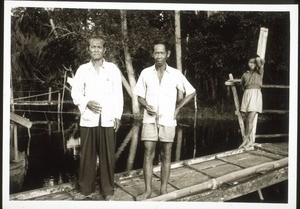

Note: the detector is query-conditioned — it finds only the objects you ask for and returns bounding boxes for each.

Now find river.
[9,113,288,203]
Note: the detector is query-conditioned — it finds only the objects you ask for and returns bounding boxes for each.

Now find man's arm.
[174,91,196,119]
[138,96,156,116]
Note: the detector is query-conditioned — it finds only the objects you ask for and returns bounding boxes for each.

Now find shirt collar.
[88,59,107,70]
[152,64,171,73]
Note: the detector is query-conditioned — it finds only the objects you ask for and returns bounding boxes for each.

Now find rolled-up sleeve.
[177,72,196,97]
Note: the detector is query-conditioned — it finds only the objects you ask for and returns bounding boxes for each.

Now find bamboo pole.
[48,87,52,102]
[226,80,289,89]
[146,157,288,201]
[229,74,245,137]
[193,94,197,158]
[175,127,183,161]
[115,128,133,160]
[61,71,67,113]
[255,133,288,138]
[127,125,140,171]
[253,27,268,145]
[10,112,33,128]
[13,124,19,162]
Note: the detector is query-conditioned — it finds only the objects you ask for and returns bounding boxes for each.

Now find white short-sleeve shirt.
[134,64,195,126]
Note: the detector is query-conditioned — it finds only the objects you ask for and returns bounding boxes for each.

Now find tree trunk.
[120,10,140,115]
[175,10,183,100]
[210,77,216,100]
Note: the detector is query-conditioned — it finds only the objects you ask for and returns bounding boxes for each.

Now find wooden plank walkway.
[10,142,288,201]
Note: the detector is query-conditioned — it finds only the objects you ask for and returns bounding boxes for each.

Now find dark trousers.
[78,125,115,196]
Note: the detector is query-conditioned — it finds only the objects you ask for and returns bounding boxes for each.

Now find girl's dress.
[240,67,264,113]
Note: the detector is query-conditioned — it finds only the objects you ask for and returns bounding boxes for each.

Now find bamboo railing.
[225,75,289,140]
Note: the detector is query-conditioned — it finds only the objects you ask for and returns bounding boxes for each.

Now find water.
[9,113,288,202]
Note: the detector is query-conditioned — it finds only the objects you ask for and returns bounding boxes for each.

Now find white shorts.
[141,123,175,143]
[240,89,262,113]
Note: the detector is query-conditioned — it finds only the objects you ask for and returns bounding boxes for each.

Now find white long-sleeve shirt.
[71,60,123,127]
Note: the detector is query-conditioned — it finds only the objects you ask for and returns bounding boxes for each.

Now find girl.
[239,55,265,148]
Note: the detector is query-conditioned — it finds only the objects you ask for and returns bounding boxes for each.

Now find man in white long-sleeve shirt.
[71,35,123,200]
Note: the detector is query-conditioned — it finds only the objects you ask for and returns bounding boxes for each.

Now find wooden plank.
[255,133,288,138]
[261,110,289,114]
[188,159,226,170]
[220,152,274,168]
[179,167,288,202]
[201,164,242,178]
[13,101,59,106]
[255,144,288,156]
[225,80,289,89]
[256,27,268,59]
[10,112,32,128]
[245,150,284,160]
[10,183,74,200]
[146,157,288,201]
[30,191,73,200]
[229,74,245,137]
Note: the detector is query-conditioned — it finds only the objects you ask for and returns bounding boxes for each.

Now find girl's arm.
[256,57,265,75]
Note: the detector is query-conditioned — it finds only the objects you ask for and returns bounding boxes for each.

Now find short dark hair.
[87,35,106,48]
[152,38,170,52]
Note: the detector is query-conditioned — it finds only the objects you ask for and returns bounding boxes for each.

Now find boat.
[10,142,288,201]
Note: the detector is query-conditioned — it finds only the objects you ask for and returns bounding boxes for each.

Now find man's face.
[153,44,170,67]
[88,38,106,60]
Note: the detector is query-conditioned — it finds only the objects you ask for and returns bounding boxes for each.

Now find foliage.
[10,8,290,111]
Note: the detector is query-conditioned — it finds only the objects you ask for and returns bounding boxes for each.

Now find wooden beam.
[229,74,245,137]
[180,167,287,202]
[10,112,32,128]
[146,157,288,201]
[255,134,288,138]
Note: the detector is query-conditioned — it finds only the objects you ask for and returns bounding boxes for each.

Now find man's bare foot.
[135,191,152,201]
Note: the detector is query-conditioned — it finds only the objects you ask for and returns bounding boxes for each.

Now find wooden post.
[58,92,61,132]
[256,27,268,60]
[254,27,268,200]
[14,124,19,162]
[193,105,197,158]
[48,87,52,102]
[10,112,33,128]
[61,71,67,113]
[126,125,139,171]
[229,74,245,137]
[252,27,268,144]
[175,127,183,161]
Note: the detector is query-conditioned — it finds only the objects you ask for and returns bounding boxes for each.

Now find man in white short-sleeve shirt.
[134,39,196,200]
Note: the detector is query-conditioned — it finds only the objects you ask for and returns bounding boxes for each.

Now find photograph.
[2,1,298,209]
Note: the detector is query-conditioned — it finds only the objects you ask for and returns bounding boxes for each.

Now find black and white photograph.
[2,1,298,209]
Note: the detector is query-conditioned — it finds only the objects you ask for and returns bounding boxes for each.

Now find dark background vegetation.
[10,7,290,117]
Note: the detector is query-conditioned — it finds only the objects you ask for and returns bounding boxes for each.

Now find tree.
[120,10,140,115]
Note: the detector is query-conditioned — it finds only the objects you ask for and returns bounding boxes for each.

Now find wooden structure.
[225,27,289,141]
[10,142,288,201]
[10,113,32,193]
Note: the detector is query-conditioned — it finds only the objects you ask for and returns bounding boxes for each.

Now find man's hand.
[146,105,156,116]
[174,107,180,120]
[87,101,102,114]
[114,119,121,132]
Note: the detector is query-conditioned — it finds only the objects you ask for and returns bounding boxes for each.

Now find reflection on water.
[10,114,288,202]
